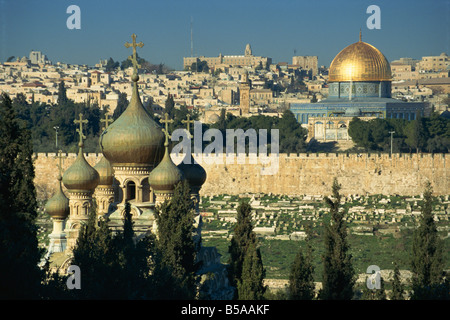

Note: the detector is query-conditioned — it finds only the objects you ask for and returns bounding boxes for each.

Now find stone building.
[183,44,272,70]
[290,32,426,141]
[42,34,233,299]
[292,55,319,77]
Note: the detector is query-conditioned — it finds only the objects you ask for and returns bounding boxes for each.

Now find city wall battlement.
[34,152,448,200]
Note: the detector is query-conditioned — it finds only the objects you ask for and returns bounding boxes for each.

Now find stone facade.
[34,152,449,200]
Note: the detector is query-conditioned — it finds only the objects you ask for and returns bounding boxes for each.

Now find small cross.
[160,112,174,146]
[55,149,65,179]
[181,114,195,138]
[74,113,88,144]
[124,33,144,74]
[100,113,113,131]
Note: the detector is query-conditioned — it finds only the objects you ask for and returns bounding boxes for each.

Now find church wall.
[34,153,448,200]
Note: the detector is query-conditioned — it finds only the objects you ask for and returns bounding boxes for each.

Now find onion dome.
[328,34,391,82]
[45,176,70,220]
[149,144,184,193]
[62,143,100,192]
[94,156,114,186]
[99,81,165,166]
[177,153,207,190]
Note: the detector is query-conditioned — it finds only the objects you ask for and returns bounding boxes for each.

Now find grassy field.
[202,227,450,281]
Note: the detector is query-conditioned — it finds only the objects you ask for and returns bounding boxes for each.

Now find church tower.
[44,150,70,257]
[148,113,184,207]
[93,113,116,219]
[62,114,100,251]
[239,71,251,115]
[99,34,165,234]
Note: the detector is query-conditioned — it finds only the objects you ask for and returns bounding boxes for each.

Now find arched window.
[126,181,136,201]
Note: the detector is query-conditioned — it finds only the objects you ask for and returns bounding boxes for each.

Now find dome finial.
[74,113,87,147]
[124,33,144,82]
[56,149,65,181]
[181,114,195,139]
[160,112,174,148]
[359,29,362,42]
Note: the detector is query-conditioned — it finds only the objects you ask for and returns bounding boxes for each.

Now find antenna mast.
[190,16,194,57]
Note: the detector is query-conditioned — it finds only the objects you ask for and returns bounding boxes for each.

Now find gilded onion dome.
[45,176,70,220]
[328,36,392,82]
[99,82,165,166]
[177,153,206,189]
[148,145,184,193]
[94,156,114,186]
[62,143,100,192]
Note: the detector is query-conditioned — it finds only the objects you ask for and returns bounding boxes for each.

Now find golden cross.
[124,33,144,74]
[55,149,65,179]
[181,114,195,138]
[74,113,88,144]
[100,113,113,131]
[160,112,174,146]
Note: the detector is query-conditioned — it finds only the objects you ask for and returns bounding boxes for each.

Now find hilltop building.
[290,32,426,141]
[183,44,272,71]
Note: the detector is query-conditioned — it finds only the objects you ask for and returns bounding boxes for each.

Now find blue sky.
[0,0,448,70]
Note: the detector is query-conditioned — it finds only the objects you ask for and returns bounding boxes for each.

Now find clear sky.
[0,0,448,70]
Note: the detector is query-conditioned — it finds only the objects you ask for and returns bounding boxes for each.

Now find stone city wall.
[34,152,448,200]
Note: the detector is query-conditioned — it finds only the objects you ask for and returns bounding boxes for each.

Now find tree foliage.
[288,228,315,300]
[0,93,44,299]
[410,182,449,300]
[155,180,200,299]
[237,242,267,300]
[348,114,450,153]
[319,178,355,300]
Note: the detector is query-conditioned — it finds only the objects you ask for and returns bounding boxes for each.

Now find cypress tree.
[70,203,123,299]
[319,178,355,300]
[361,274,386,300]
[390,262,404,300]
[288,228,315,300]
[112,92,128,120]
[57,80,68,106]
[228,200,258,297]
[0,93,43,299]
[155,180,199,299]
[410,182,448,299]
[237,242,266,300]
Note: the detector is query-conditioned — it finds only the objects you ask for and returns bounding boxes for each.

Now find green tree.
[237,242,267,300]
[228,200,258,297]
[70,203,123,299]
[410,182,448,299]
[113,92,128,120]
[155,180,199,299]
[0,93,44,299]
[361,275,386,300]
[57,80,68,105]
[164,94,175,119]
[405,115,427,153]
[390,262,405,300]
[319,178,355,300]
[288,229,315,300]
[105,57,119,72]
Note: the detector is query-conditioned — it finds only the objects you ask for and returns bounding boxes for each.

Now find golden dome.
[328,39,391,82]
[99,83,165,166]
[45,177,70,220]
[94,156,114,186]
[149,146,184,193]
[62,145,100,192]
